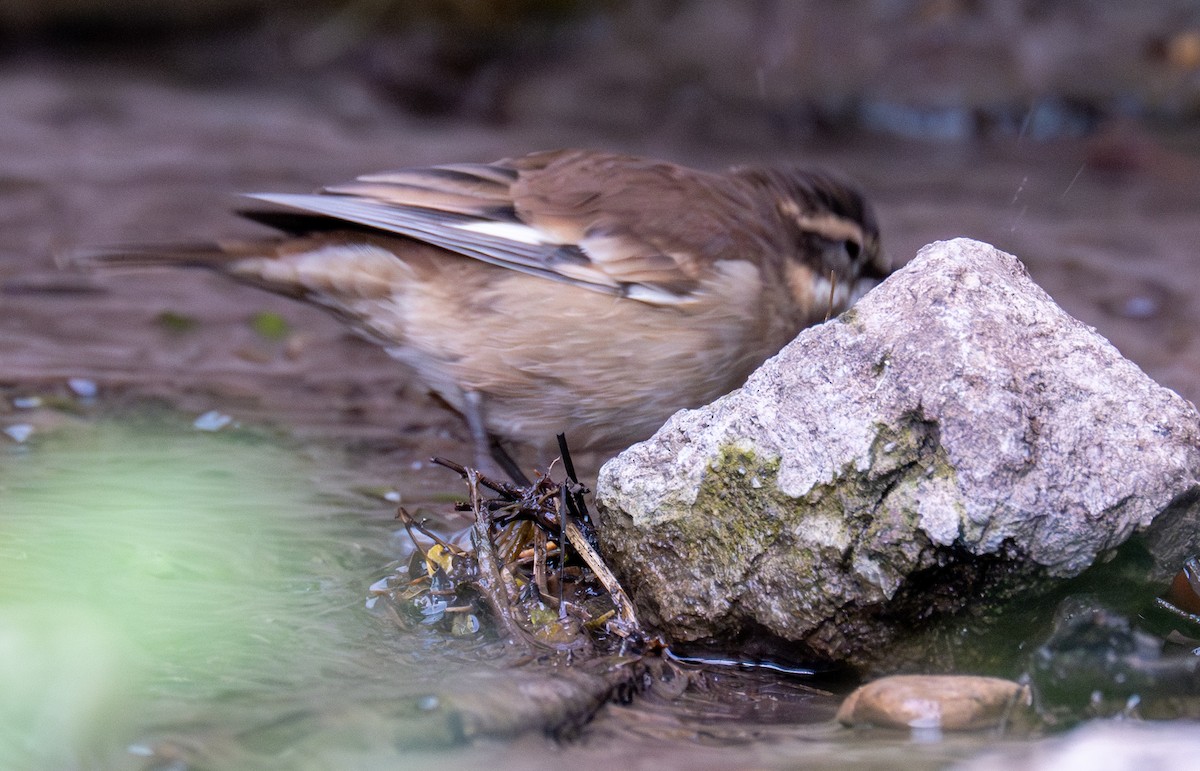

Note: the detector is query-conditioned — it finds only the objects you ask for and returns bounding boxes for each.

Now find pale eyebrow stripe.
[794,212,865,245]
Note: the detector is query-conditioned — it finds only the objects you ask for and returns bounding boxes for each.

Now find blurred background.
[3,0,1199,136]
[3,0,1200,449]
[3,0,1200,134]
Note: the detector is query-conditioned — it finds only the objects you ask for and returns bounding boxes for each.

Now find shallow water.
[0,410,1041,770]
[0,414,475,768]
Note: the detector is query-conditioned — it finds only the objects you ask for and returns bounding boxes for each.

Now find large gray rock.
[594,238,1200,666]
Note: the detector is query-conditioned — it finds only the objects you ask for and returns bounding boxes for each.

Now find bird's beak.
[862,247,893,282]
[850,250,893,302]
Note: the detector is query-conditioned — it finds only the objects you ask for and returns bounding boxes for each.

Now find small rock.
[3,423,34,443]
[66,377,97,399]
[192,410,234,432]
[836,674,1030,731]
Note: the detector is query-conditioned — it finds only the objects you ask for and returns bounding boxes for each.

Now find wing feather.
[246,193,623,294]
[242,152,767,305]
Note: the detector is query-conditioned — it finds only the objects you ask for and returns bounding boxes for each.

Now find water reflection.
[0,416,464,768]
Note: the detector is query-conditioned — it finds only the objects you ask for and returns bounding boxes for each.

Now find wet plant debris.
[381,435,651,656]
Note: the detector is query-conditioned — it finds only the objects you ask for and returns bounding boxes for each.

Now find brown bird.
[73,149,888,477]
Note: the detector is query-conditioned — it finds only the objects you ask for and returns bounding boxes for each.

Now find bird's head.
[734,165,890,315]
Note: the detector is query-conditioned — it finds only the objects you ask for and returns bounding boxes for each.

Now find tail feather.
[57,241,259,271]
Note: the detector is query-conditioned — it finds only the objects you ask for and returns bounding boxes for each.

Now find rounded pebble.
[836,674,1031,731]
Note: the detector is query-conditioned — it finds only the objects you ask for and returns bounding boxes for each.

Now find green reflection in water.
[0,417,406,769]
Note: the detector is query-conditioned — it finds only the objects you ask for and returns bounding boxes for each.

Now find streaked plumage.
[74,149,889,470]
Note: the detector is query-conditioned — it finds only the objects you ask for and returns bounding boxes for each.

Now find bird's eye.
[844,240,861,260]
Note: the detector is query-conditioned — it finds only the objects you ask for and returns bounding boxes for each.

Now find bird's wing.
[245,150,770,306]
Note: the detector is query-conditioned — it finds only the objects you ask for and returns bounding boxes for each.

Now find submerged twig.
[431,456,523,500]
[557,484,568,619]
[563,520,640,631]
[464,467,528,644]
[533,527,550,600]
[395,437,649,656]
[556,433,588,519]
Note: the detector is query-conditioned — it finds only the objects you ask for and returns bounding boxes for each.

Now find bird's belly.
[388,324,766,453]
[358,267,784,455]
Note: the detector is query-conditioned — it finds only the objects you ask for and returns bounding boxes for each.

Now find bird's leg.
[490,437,532,487]
[462,390,531,486]
[461,390,491,468]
